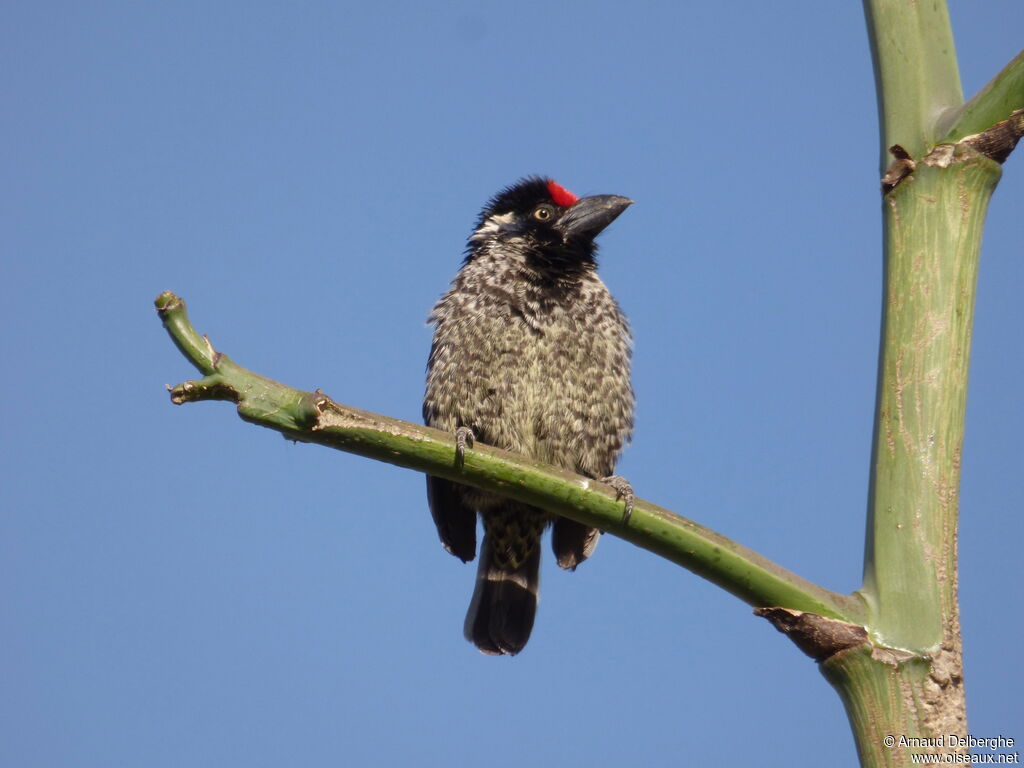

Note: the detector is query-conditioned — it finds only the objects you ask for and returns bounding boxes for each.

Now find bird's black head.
[467,176,632,274]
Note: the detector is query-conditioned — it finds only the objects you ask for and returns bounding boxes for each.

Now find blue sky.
[3,2,1021,766]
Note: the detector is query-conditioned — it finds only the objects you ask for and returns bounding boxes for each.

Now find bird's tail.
[464,507,543,655]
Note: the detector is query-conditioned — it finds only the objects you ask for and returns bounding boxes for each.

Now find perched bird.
[423,176,634,656]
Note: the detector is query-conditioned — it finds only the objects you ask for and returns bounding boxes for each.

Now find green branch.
[155,290,863,626]
[938,49,1024,142]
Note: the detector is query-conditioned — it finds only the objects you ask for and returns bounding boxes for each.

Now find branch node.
[200,335,225,367]
[755,607,868,662]
[884,108,1024,192]
[298,390,329,429]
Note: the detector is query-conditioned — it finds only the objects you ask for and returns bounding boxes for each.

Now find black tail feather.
[464,535,540,655]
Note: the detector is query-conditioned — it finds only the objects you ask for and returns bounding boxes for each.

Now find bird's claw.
[454,426,475,468]
[602,475,634,524]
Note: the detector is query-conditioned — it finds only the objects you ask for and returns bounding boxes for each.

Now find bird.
[423,176,634,656]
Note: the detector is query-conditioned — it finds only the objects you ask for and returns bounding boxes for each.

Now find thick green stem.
[840,150,999,767]
[834,4,1015,765]
[822,644,964,767]
[863,156,997,650]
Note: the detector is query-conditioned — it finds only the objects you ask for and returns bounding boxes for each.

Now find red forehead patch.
[546,180,578,207]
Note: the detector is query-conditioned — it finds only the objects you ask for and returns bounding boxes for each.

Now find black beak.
[556,194,633,241]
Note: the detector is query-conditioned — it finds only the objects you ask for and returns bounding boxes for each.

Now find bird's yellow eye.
[533,204,555,221]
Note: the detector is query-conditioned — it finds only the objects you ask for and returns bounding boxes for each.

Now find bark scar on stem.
[954,107,1024,165]
[882,144,916,194]
[312,392,414,437]
[755,607,869,661]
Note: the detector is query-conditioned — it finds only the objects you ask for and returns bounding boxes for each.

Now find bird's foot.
[454,426,475,468]
[602,475,634,524]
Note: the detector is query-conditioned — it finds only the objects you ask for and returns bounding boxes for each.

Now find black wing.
[426,475,477,562]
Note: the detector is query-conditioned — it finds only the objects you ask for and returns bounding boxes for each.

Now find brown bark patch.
[755,607,869,661]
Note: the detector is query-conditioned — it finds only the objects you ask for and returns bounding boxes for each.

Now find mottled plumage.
[424,177,634,655]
